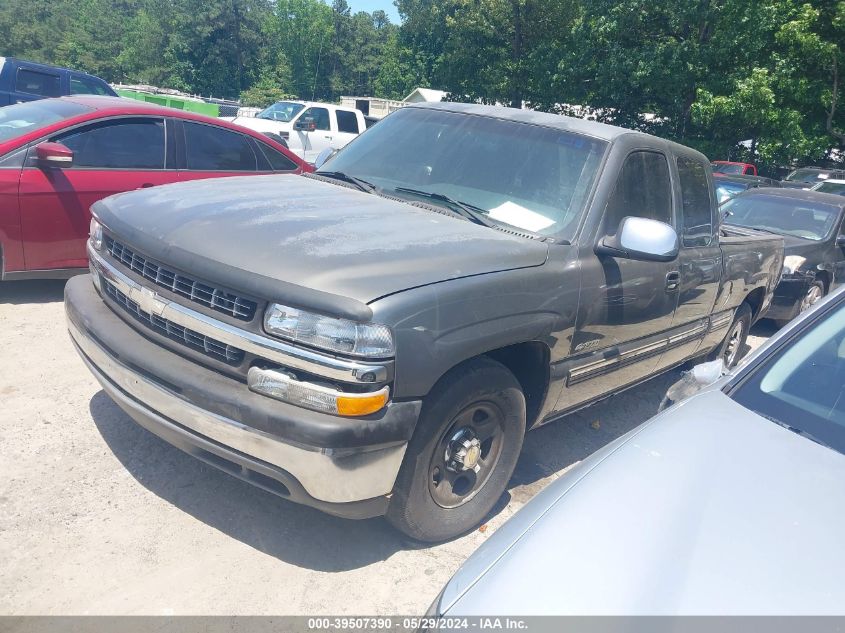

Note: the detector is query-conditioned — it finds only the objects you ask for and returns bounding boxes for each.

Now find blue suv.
[0,57,116,106]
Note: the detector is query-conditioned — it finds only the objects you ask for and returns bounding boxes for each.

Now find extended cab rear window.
[0,100,92,144]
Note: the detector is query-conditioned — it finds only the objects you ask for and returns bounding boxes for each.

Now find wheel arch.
[420,341,552,432]
[744,286,767,322]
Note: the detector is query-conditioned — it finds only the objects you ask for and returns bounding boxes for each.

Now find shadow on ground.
[0,279,68,304]
[88,321,774,571]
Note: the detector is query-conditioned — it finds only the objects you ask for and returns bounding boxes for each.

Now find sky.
[340,0,401,23]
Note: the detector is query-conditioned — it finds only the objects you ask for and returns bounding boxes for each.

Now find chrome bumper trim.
[89,245,391,384]
[69,317,406,503]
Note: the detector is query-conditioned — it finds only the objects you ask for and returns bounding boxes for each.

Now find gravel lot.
[0,279,773,615]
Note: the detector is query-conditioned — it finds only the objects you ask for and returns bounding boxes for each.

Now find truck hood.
[443,390,845,615]
[93,175,548,319]
[230,116,292,133]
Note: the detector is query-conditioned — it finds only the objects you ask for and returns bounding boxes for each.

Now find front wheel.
[387,357,526,542]
[798,281,825,315]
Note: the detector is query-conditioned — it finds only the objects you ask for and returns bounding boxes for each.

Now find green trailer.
[117,88,220,117]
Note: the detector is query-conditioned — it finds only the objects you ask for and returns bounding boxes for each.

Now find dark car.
[714,173,781,203]
[0,97,310,280]
[723,188,845,324]
[0,57,116,105]
[65,102,783,542]
[781,166,845,189]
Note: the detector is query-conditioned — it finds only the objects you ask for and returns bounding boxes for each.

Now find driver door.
[293,107,333,162]
[556,150,680,412]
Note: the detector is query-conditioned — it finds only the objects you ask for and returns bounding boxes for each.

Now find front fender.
[370,262,578,400]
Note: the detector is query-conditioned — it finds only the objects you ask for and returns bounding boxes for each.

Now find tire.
[387,357,526,542]
[711,302,752,369]
[798,281,825,316]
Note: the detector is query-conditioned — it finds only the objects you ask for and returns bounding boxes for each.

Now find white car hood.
[443,390,845,615]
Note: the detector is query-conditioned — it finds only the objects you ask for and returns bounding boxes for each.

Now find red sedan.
[0,96,311,280]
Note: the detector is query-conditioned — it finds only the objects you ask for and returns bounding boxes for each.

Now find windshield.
[813,181,845,196]
[722,193,841,241]
[0,100,92,144]
[785,168,831,183]
[731,297,845,455]
[319,108,608,238]
[713,162,744,174]
[257,101,305,122]
[715,180,747,203]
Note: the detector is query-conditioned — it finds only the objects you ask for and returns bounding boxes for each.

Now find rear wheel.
[387,357,526,542]
[713,302,752,369]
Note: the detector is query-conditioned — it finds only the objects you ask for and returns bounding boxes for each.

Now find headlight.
[782,255,806,276]
[264,303,394,358]
[89,217,103,251]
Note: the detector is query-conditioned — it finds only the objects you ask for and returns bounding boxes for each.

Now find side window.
[336,110,360,134]
[70,75,111,96]
[15,69,61,97]
[183,121,257,171]
[603,151,673,235]
[676,156,715,247]
[257,143,298,172]
[300,107,330,131]
[54,118,165,169]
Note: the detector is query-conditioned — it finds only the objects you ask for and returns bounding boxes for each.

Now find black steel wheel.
[387,357,526,542]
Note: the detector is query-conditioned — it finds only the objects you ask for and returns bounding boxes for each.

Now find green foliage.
[1,0,843,168]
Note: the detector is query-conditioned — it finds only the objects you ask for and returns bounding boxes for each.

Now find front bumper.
[766,274,813,322]
[65,275,421,519]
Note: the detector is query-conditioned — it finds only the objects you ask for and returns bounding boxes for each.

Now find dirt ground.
[0,279,773,615]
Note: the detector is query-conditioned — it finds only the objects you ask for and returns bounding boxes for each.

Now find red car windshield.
[0,100,93,144]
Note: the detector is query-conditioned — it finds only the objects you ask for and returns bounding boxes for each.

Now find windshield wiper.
[393,187,495,228]
[316,171,379,194]
[757,412,830,450]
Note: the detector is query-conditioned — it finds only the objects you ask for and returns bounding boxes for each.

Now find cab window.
[336,110,360,134]
[16,68,61,97]
[603,151,673,235]
[300,107,330,131]
[676,156,714,246]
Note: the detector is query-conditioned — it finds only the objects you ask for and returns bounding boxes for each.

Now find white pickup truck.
[226,100,367,163]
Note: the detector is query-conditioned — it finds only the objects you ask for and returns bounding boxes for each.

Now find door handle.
[665,271,680,292]
[138,183,154,189]
[324,135,333,140]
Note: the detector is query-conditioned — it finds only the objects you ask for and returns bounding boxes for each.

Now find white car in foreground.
[430,286,845,616]
[228,100,366,162]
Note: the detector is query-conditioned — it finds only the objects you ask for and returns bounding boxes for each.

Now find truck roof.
[412,101,676,145]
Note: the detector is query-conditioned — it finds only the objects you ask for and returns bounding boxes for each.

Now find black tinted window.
[70,75,111,96]
[184,122,257,171]
[301,107,330,131]
[258,143,298,171]
[677,156,714,246]
[336,110,360,134]
[604,151,673,234]
[55,118,165,169]
[16,69,61,97]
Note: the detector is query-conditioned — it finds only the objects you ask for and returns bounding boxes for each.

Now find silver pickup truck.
[65,103,784,541]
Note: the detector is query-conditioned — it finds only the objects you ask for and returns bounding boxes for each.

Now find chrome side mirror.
[314,147,338,170]
[596,216,679,262]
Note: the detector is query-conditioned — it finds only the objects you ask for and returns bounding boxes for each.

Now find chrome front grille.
[104,280,245,365]
[104,236,257,321]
